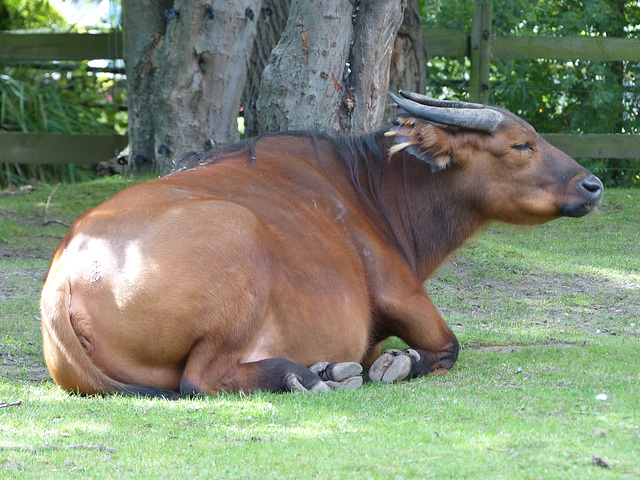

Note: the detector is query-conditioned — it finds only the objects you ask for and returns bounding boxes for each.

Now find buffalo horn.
[389,91,503,133]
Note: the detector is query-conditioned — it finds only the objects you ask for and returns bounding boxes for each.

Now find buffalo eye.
[511,143,533,152]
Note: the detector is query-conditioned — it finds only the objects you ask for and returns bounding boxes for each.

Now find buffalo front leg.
[369,287,460,383]
[179,354,363,395]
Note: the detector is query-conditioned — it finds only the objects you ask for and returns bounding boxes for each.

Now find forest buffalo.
[41,91,602,397]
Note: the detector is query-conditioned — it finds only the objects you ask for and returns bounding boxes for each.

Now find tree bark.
[387,0,426,123]
[347,0,405,132]
[242,0,292,139]
[124,0,420,174]
[257,0,405,134]
[122,0,171,174]
[123,0,261,175]
[257,0,353,133]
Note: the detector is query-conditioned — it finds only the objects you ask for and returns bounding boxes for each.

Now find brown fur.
[41,109,602,396]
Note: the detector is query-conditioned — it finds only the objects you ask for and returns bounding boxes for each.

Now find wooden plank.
[1,132,635,164]
[423,28,469,57]
[543,133,640,159]
[0,132,128,165]
[0,32,123,62]
[493,36,640,62]
[423,28,640,62]
[3,29,637,64]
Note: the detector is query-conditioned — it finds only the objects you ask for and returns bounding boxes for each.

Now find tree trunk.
[122,0,171,174]
[387,0,426,123]
[242,0,292,139]
[256,0,353,133]
[257,0,405,134]
[348,0,405,132]
[123,0,261,175]
[124,0,421,173]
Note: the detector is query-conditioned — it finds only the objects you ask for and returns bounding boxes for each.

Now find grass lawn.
[1,178,638,479]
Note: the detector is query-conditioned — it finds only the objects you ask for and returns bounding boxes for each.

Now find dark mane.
[171,130,389,203]
[330,130,387,202]
[172,138,257,173]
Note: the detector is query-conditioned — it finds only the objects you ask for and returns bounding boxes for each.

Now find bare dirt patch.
[0,359,50,383]
[0,349,50,384]
[467,343,581,353]
[0,257,51,384]
[427,259,638,336]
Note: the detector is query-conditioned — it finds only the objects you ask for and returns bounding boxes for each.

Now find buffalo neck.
[362,145,486,282]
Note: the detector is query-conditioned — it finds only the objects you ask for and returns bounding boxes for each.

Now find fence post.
[469,1,493,104]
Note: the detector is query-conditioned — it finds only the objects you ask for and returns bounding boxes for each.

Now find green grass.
[1,179,639,479]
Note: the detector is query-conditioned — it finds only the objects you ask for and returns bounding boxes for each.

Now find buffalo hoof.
[310,362,363,390]
[369,349,420,383]
[325,376,363,390]
[285,374,330,393]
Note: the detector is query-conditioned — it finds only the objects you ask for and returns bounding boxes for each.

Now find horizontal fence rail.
[0,131,633,164]
[0,132,128,165]
[0,131,631,164]
[424,28,640,62]
[492,36,640,62]
[542,134,640,160]
[0,31,123,62]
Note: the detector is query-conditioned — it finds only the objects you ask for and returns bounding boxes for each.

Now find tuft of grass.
[0,180,638,479]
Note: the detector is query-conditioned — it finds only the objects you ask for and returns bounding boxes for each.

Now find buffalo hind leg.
[179,357,363,396]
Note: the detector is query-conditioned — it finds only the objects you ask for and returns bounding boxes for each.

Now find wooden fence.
[425,1,639,160]
[1,4,639,166]
[0,31,127,166]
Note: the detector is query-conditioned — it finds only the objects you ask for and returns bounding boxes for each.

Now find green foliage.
[421,0,640,187]
[0,0,65,30]
[0,64,126,135]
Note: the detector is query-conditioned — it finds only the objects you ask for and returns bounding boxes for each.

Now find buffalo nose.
[579,174,603,203]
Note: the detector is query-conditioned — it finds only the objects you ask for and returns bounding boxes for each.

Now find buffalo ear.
[385,117,454,172]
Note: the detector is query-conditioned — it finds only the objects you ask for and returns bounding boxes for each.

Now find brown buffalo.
[41,91,602,397]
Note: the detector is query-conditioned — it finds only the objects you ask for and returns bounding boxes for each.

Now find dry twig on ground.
[43,183,70,227]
